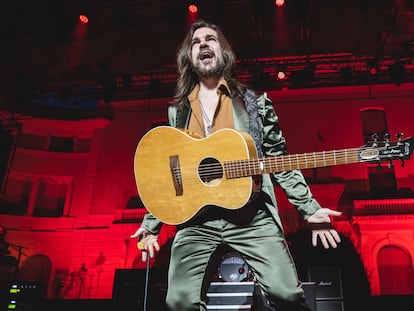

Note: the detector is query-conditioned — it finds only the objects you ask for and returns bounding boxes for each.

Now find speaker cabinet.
[308,267,343,300]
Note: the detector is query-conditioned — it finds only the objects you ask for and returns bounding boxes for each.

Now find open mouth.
[199,49,214,60]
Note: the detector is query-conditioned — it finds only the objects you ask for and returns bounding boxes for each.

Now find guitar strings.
[169,144,399,182]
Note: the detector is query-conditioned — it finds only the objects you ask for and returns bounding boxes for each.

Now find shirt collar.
[187,80,232,102]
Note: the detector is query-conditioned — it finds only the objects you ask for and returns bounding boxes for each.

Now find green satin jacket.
[140,90,321,234]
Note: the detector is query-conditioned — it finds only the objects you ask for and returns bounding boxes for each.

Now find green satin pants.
[165,208,310,311]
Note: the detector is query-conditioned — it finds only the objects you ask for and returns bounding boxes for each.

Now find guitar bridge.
[169,155,183,196]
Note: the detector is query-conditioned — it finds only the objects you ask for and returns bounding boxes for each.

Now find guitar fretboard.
[224,148,361,178]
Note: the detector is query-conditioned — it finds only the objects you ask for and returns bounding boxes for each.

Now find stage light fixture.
[78,1,92,24]
[188,4,198,14]
[276,64,287,80]
[275,0,285,7]
[79,14,89,24]
[367,58,378,76]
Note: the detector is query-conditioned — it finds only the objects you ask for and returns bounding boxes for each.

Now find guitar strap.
[243,89,264,158]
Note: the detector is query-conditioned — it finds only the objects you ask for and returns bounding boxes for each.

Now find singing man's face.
[191,27,225,78]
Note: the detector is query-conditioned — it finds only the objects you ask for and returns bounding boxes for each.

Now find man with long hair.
[131,20,342,311]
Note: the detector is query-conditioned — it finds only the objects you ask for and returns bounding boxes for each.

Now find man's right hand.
[130,228,160,262]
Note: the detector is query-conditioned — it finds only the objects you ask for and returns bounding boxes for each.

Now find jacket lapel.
[231,95,250,133]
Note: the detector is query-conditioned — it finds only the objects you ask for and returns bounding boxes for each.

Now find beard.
[193,57,226,79]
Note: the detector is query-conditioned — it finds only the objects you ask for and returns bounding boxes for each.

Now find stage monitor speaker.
[112,268,168,311]
[308,267,343,300]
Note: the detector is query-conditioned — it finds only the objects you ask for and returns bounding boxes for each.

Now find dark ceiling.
[1,0,414,111]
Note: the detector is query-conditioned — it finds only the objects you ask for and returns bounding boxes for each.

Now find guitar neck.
[224,147,362,178]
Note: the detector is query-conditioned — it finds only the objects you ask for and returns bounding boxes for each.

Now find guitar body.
[134,126,259,225]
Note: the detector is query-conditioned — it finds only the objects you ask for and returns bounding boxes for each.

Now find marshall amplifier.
[307,267,343,301]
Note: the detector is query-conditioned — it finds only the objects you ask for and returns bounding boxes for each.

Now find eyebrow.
[192,33,218,43]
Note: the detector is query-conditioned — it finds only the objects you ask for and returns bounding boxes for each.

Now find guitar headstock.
[360,135,414,167]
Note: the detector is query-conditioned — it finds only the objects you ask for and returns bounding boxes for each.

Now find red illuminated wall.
[1,83,414,299]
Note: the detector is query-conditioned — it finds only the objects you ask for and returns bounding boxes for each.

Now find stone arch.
[370,234,414,295]
[17,254,52,297]
[377,245,414,295]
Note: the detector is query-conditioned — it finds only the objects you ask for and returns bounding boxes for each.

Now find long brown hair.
[172,20,245,110]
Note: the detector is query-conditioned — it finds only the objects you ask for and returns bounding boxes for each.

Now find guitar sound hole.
[198,157,223,185]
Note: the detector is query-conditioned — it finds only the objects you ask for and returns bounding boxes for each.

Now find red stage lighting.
[367,58,378,76]
[277,71,286,80]
[369,67,378,76]
[276,64,287,80]
[275,0,285,7]
[188,4,198,14]
[79,14,89,24]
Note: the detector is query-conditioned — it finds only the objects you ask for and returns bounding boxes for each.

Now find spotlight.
[367,58,378,76]
[79,14,89,24]
[275,0,285,6]
[188,4,198,14]
[78,1,92,24]
[276,64,287,80]
[187,1,199,24]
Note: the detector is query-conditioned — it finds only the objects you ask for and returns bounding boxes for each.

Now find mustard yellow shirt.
[188,81,234,138]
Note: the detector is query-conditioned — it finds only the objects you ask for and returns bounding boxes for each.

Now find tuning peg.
[388,160,394,168]
[401,159,405,167]
[396,132,404,140]
[371,133,378,142]
[384,133,391,141]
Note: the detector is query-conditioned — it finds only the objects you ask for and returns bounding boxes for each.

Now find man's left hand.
[307,208,342,249]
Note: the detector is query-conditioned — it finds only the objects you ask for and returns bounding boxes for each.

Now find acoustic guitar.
[134,126,413,225]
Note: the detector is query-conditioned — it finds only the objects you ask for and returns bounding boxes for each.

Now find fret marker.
[259,161,264,171]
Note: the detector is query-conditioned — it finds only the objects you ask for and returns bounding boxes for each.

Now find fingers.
[312,229,341,249]
[147,237,160,258]
[130,227,145,239]
[331,229,341,244]
[141,249,148,262]
[326,210,342,217]
[324,230,338,248]
[308,208,342,223]
[318,232,329,249]
[312,231,318,247]
[136,234,159,262]
[142,241,159,261]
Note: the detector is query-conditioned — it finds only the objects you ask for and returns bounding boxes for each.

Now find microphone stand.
[142,254,150,311]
